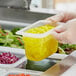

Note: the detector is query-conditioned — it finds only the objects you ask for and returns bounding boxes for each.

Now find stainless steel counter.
[0,7,54,23]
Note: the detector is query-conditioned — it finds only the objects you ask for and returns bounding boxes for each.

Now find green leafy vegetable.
[11,27,22,35]
[0,27,24,49]
[57,47,65,54]
[59,44,76,54]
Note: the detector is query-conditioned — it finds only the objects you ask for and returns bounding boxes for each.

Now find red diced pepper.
[8,74,31,76]
[26,74,31,76]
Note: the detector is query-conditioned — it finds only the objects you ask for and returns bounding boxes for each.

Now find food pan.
[0,46,27,68]
[16,20,58,61]
[3,68,42,76]
[6,72,39,76]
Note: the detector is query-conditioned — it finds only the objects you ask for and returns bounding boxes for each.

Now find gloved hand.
[50,19,76,44]
[46,12,76,44]
[46,12,76,26]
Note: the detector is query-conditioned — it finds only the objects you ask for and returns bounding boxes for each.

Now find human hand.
[50,19,76,44]
[46,12,76,26]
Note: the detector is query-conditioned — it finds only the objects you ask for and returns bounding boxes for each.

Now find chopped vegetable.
[0,52,19,64]
[0,27,24,49]
[8,74,31,76]
[26,24,54,34]
[11,27,22,35]
[57,47,65,54]
[59,44,76,54]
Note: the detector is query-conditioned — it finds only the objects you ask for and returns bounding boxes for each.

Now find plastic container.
[6,72,39,76]
[16,20,58,61]
[0,68,42,76]
[0,46,27,68]
[3,68,42,76]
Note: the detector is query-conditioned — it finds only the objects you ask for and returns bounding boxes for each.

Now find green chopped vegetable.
[57,47,65,54]
[0,27,24,49]
[59,44,76,50]
[11,27,22,35]
[59,44,76,54]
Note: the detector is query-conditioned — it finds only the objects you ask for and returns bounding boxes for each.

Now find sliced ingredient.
[57,47,65,54]
[0,27,24,49]
[59,44,76,54]
[8,74,31,76]
[0,52,19,64]
[26,24,54,34]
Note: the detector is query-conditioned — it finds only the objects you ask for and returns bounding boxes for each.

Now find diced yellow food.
[23,24,58,61]
[26,24,54,34]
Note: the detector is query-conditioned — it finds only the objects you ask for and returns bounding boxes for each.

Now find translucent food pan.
[16,20,58,61]
[4,68,42,76]
[0,46,27,68]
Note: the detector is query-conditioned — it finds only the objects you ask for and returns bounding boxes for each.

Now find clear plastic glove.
[46,12,76,44]
[46,12,76,26]
[51,19,76,44]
